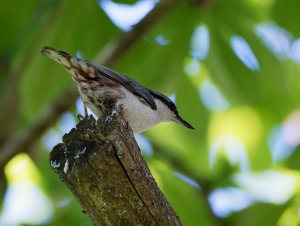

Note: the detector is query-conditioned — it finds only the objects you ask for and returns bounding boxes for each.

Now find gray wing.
[95,64,157,110]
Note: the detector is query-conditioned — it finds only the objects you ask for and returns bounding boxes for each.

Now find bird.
[41,47,194,133]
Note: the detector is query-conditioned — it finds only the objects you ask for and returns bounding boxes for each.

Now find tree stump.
[50,110,182,226]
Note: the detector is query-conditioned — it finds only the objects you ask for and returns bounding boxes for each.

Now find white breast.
[117,87,173,133]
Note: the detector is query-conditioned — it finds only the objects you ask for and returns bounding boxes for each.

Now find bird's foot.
[77,114,85,121]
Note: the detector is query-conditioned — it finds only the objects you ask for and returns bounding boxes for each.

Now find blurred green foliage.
[1,0,300,225]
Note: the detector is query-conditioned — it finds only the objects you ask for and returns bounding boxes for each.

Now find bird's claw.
[77,114,85,121]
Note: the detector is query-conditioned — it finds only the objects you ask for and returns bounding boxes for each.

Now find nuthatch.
[41,47,194,133]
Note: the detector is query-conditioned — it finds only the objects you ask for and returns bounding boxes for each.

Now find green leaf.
[0,0,40,54]
[272,0,300,37]
[236,203,287,226]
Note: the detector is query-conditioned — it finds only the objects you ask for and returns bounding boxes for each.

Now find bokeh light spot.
[230,36,260,71]
[209,187,253,217]
[1,154,53,226]
[190,25,210,60]
[283,110,300,146]
[255,21,291,61]
[199,79,230,111]
[134,134,153,157]
[99,0,158,31]
[209,107,263,149]
[268,124,296,163]
[184,58,201,77]
[234,170,297,204]
[210,135,249,172]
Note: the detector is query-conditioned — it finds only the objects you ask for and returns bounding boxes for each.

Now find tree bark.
[50,110,182,226]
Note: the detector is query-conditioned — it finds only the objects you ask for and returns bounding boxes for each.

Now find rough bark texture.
[50,110,182,226]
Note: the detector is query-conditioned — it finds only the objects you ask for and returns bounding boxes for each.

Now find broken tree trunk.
[50,109,182,226]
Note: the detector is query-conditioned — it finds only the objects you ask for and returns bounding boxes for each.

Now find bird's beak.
[41,46,71,68]
[173,115,194,130]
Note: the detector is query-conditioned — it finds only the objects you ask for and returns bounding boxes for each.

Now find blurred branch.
[0,87,77,167]
[50,111,182,225]
[189,0,214,8]
[0,0,179,168]
[0,0,63,144]
[153,145,228,226]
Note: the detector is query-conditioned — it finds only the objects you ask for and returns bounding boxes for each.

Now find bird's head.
[41,46,72,69]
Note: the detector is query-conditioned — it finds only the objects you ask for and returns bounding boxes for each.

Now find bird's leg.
[77,100,88,121]
[83,102,88,118]
[117,104,130,131]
